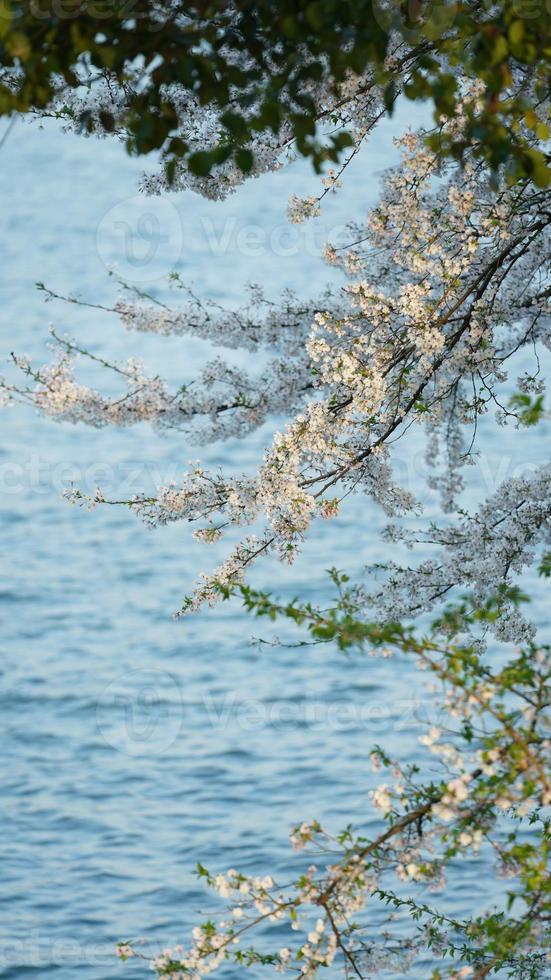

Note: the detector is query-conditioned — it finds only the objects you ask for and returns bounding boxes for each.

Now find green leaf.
[235,147,254,172]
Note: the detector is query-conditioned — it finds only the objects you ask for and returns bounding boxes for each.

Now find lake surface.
[0,107,548,978]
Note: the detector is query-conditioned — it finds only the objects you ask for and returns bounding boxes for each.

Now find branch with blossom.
[114,587,550,979]
[3,86,551,623]
[3,66,551,980]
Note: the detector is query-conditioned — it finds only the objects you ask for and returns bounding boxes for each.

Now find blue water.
[0,110,548,978]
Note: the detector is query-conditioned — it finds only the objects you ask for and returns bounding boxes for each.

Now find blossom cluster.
[114,627,551,978]
[5,93,550,628]
[4,46,551,980]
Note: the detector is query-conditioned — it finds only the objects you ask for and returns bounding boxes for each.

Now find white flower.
[371,784,392,812]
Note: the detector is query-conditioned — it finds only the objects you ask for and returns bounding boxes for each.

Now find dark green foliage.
[0,1,550,183]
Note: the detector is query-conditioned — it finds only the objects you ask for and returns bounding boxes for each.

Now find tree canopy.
[2,3,551,976]
[1,0,551,184]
